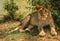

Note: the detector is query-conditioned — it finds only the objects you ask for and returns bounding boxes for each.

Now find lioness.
[19,5,57,36]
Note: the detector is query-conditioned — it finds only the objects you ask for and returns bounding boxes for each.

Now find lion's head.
[35,5,50,20]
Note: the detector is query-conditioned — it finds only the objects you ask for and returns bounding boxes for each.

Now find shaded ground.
[0,21,60,41]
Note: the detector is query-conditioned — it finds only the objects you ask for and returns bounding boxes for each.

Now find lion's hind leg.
[19,26,26,32]
[19,15,31,32]
[25,25,33,32]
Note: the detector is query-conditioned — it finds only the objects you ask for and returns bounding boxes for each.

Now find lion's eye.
[45,10,47,12]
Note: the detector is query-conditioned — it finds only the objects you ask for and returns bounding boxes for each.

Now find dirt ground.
[0,21,60,41]
[0,35,60,41]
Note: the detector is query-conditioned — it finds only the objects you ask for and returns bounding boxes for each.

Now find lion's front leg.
[50,23,57,36]
[38,25,46,37]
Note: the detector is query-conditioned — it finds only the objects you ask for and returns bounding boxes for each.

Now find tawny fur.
[19,6,57,36]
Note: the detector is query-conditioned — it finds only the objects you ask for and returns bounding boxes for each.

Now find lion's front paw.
[51,28,57,36]
[51,31,57,36]
[39,30,46,37]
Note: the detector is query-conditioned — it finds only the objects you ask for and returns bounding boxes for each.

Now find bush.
[4,0,18,20]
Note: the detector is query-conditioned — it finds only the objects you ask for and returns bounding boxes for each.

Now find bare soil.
[0,35,60,41]
[0,21,60,41]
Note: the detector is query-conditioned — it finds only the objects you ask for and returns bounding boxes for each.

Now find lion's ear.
[47,5,51,10]
[35,5,43,10]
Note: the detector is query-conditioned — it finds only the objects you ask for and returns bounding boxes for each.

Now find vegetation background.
[0,0,60,27]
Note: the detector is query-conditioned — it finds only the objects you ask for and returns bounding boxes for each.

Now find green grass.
[3,31,32,41]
